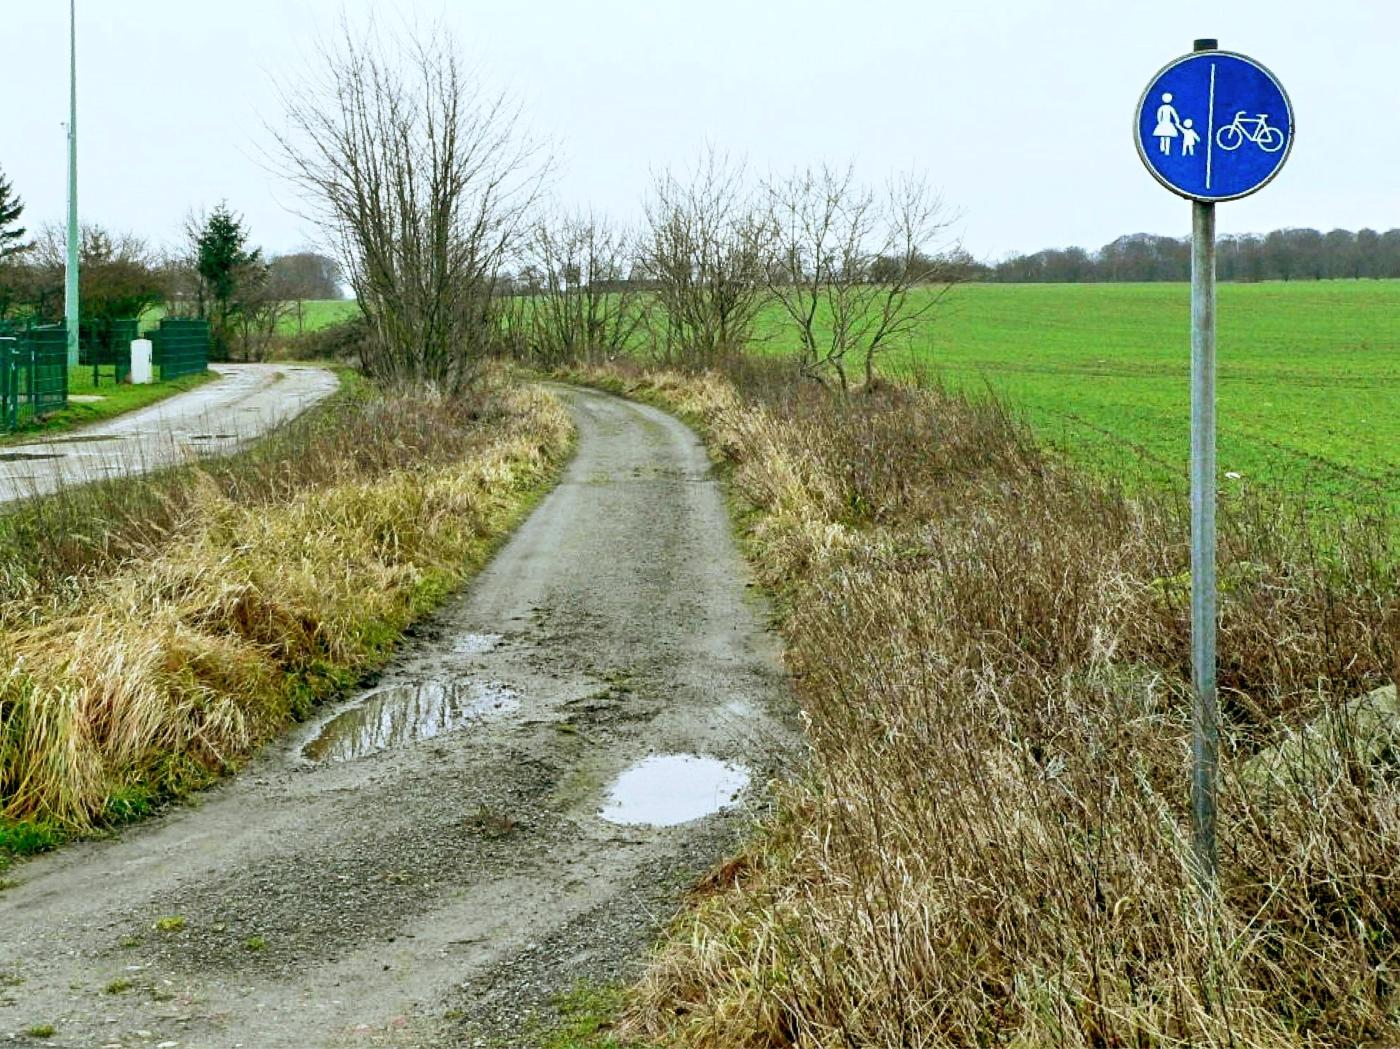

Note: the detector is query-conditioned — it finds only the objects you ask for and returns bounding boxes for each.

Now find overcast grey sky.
[4,0,1395,261]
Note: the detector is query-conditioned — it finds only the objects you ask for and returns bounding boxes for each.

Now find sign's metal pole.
[1186,33,1222,898]
[1137,35,1290,895]
[65,0,80,367]
[1189,193,1218,891]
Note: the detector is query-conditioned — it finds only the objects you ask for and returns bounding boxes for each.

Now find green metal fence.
[80,318,140,386]
[149,317,210,381]
[1,326,69,430]
[0,336,16,430]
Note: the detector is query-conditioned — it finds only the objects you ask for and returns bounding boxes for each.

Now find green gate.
[81,318,140,386]
[1,326,69,430]
[149,318,210,380]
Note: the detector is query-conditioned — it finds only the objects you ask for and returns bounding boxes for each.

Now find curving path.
[0,384,792,1048]
[0,363,340,506]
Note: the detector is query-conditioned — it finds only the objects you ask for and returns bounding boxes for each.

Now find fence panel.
[0,337,16,430]
[0,327,69,430]
[150,318,210,381]
[81,318,139,385]
[21,326,70,417]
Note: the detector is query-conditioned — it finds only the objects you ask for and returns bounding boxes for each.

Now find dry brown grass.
[0,375,571,829]
[582,361,1399,1048]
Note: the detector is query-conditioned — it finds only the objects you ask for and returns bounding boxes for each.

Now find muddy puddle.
[46,433,126,445]
[453,632,503,656]
[304,680,519,763]
[599,754,750,827]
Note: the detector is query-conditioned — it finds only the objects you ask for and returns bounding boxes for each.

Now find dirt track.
[0,363,339,506]
[0,384,791,1048]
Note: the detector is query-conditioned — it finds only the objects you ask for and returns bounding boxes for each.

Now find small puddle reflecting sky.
[303,681,519,762]
[599,754,750,827]
[453,632,502,656]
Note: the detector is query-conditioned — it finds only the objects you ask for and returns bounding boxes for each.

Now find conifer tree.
[0,166,29,258]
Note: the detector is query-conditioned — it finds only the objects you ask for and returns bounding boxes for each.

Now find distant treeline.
[987,228,1400,283]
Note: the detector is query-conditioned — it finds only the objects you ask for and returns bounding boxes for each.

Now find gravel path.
[0,363,340,506]
[0,384,792,1048]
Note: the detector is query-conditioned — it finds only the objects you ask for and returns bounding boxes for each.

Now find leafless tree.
[503,213,643,367]
[762,164,960,389]
[269,252,343,333]
[272,21,546,394]
[637,150,769,369]
[231,262,297,362]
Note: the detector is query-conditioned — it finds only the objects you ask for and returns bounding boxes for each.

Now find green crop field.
[138,299,358,336]
[756,280,1400,515]
[282,299,359,334]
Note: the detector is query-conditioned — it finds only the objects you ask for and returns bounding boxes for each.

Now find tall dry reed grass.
[0,375,571,829]
[585,362,1398,1048]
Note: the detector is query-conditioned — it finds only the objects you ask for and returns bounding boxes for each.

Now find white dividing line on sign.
[1205,63,1217,190]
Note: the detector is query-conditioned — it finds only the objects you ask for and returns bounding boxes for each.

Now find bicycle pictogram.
[1215,111,1285,153]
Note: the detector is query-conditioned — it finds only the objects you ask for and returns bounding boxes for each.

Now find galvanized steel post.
[1189,36,1219,892]
[65,0,80,367]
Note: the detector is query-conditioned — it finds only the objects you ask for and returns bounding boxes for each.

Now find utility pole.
[65,0,79,366]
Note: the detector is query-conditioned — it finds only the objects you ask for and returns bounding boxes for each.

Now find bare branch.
[270,19,549,393]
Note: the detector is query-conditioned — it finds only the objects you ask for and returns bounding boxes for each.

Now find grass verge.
[553,360,1398,1048]
[0,369,572,845]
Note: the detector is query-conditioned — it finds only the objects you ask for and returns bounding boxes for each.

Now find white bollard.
[130,339,154,384]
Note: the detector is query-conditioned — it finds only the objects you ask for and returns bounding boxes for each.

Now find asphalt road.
[0,363,340,506]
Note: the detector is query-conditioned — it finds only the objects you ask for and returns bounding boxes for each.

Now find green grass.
[280,299,359,335]
[533,984,626,1049]
[754,280,1400,514]
[141,299,358,337]
[0,819,64,861]
[1,367,214,445]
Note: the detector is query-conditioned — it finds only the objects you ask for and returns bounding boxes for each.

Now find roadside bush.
[279,314,370,363]
[600,365,1398,1048]
[0,374,571,827]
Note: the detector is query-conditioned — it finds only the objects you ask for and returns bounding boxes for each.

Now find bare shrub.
[274,22,545,394]
[638,150,769,369]
[502,213,643,368]
[762,165,961,389]
[229,262,294,362]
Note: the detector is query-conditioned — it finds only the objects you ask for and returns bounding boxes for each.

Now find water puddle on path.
[46,434,125,445]
[304,681,519,763]
[452,632,503,657]
[599,754,750,827]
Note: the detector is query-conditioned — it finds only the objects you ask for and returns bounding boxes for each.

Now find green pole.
[65,0,79,366]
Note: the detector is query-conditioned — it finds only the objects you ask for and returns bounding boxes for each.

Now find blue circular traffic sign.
[1135,50,1294,202]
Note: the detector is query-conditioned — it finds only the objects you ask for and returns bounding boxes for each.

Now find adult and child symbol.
[1153,93,1201,156]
